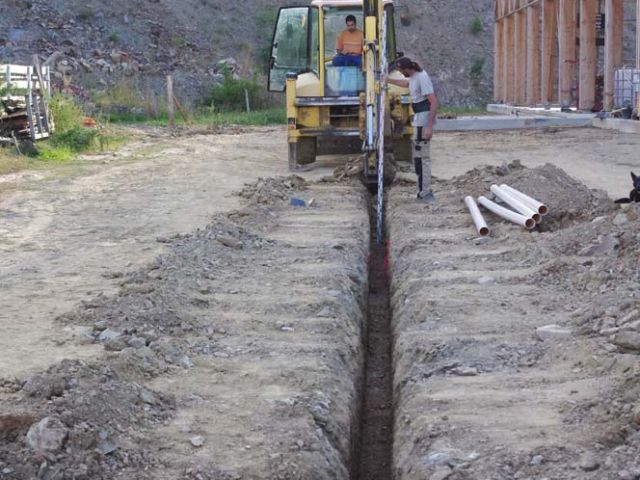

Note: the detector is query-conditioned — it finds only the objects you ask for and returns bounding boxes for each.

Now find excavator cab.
[268,0,411,172]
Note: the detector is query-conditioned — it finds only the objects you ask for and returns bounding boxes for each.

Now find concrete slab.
[486,103,595,120]
[487,103,640,135]
[592,117,640,134]
[435,114,592,132]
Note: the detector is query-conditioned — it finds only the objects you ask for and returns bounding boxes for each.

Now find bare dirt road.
[1,125,639,479]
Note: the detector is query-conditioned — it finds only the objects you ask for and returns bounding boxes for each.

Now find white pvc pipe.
[500,184,549,216]
[478,196,536,230]
[490,185,541,223]
[464,196,490,236]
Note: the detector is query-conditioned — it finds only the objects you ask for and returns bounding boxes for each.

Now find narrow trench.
[353,194,394,480]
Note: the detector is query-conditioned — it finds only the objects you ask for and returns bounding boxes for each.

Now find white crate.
[0,64,51,94]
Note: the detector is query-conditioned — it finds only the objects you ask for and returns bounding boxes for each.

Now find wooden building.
[494,0,640,111]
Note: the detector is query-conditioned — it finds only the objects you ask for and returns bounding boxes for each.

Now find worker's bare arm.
[388,78,409,88]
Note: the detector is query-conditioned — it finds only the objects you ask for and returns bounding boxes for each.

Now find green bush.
[51,127,98,152]
[48,93,84,132]
[470,56,486,80]
[207,69,265,112]
[470,16,484,35]
[78,6,95,21]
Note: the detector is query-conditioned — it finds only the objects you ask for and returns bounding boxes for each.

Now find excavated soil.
[1,126,640,479]
[389,162,640,479]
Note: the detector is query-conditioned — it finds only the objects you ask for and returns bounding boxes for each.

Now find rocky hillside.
[0,0,495,108]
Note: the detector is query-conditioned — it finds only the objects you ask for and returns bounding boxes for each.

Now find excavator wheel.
[288,138,317,171]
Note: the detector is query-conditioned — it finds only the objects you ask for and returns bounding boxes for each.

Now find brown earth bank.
[0,126,639,479]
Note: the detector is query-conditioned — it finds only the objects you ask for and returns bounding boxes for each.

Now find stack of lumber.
[1,96,30,140]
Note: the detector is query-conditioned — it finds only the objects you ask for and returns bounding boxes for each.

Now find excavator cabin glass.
[268,4,397,95]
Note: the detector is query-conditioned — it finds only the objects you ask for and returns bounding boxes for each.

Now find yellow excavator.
[268,0,412,241]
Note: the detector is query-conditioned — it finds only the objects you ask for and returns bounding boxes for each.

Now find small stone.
[451,366,478,377]
[536,324,572,341]
[618,310,640,326]
[22,375,65,399]
[478,276,496,285]
[579,452,600,472]
[178,355,194,369]
[613,331,640,352]
[618,470,633,480]
[632,406,640,426]
[613,213,628,226]
[530,454,544,466]
[127,336,147,348]
[139,389,159,405]
[26,417,68,453]
[216,235,243,249]
[96,438,118,455]
[425,452,451,466]
[430,465,453,480]
[98,329,121,342]
[190,435,205,447]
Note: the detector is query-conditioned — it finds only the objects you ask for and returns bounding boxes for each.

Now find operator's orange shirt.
[336,29,363,55]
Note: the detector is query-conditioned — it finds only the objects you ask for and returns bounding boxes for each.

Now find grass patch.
[49,93,84,131]
[438,105,489,117]
[470,16,484,35]
[0,149,31,175]
[108,107,286,127]
[206,69,267,112]
[470,56,486,82]
[51,127,98,152]
[37,145,75,162]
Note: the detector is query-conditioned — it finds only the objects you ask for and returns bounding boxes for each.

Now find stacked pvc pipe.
[500,184,549,216]
[465,184,548,234]
[477,196,536,230]
[490,185,541,224]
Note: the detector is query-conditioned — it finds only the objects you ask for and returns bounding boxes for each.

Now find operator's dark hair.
[395,57,423,72]
[345,14,357,24]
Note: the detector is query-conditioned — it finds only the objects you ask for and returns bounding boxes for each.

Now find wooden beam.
[495,0,506,101]
[604,0,624,110]
[504,1,516,103]
[558,0,577,108]
[526,2,541,105]
[541,0,558,105]
[579,0,597,111]
[514,1,527,104]
[166,75,175,126]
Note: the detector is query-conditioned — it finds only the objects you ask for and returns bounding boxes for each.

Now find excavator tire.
[288,138,317,171]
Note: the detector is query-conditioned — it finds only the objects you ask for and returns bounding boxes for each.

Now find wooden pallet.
[1,63,53,140]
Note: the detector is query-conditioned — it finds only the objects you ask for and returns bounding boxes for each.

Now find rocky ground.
[0,126,639,479]
[389,161,640,479]
[0,0,495,106]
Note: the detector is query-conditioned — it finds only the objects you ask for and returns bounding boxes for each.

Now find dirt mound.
[451,162,616,230]
[237,175,308,205]
[0,359,174,480]
[504,163,615,229]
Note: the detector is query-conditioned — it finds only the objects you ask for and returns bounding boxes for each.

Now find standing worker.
[333,15,364,67]
[388,57,439,203]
